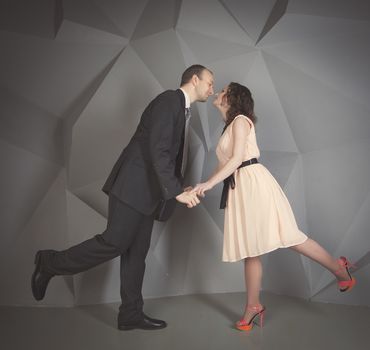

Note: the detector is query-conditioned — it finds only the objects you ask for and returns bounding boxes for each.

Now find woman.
[192,82,356,331]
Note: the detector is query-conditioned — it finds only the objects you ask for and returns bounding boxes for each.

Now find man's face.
[195,70,214,102]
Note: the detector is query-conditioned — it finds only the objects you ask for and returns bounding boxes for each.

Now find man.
[31,65,214,330]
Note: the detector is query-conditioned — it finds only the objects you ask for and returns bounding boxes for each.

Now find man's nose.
[209,88,214,95]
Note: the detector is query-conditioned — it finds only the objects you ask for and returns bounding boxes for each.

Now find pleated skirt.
[223,163,308,262]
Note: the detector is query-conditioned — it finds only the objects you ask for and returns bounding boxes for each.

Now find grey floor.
[1,291,369,350]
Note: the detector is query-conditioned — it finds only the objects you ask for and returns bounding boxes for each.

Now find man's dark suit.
[103,88,186,218]
[41,89,187,323]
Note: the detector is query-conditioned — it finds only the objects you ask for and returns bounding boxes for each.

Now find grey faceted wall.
[0,0,369,307]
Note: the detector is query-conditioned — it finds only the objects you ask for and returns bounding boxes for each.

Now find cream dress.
[216,115,308,262]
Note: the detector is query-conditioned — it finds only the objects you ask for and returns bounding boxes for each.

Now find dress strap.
[233,114,253,127]
[222,114,253,135]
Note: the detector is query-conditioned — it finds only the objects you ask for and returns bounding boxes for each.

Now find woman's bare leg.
[242,256,263,320]
[290,238,349,281]
[240,238,350,321]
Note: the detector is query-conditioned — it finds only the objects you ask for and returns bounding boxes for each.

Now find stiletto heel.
[259,310,264,328]
[235,305,266,331]
[335,256,356,292]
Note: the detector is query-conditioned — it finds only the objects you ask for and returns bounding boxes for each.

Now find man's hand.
[176,191,200,208]
[183,186,193,192]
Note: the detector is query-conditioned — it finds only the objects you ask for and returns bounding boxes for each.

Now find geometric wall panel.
[0,170,73,306]
[263,247,311,299]
[0,139,61,262]
[262,52,370,153]
[182,205,245,295]
[176,28,255,64]
[131,0,181,40]
[287,0,370,21]
[302,139,370,300]
[206,51,258,92]
[93,0,148,39]
[68,45,163,191]
[131,29,187,89]
[262,31,370,110]
[0,31,125,117]
[56,19,128,46]
[303,140,370,254]
[63,0,123,37]
[282,155,308,234]
[177,0,254,45]
[221,0,288,44]
[0,86,63,165]
[0,0,62,39]
[244,53,299,153]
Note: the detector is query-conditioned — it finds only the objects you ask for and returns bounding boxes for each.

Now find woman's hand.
[192,181,213,197]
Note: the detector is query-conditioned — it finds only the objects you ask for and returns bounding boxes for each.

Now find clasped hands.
[175,182,213,208]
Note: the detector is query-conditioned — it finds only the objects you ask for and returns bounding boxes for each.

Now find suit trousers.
[43,194,155,322]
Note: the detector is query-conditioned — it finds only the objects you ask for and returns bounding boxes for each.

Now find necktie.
[181,107,191,176]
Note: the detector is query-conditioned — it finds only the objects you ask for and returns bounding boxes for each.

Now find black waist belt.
[220,158,258,209]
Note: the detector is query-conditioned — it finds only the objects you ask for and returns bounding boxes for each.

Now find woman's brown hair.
[223,82,257,132]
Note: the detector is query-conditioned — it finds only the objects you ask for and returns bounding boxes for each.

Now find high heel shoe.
[336,256,356,292]
[235,304,266,331]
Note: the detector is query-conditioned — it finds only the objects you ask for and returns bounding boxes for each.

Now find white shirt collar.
[180,88,190,109]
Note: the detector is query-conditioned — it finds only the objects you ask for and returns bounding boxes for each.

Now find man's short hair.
[180,64,212,86]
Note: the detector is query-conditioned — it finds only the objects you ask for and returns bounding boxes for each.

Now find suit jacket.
[102,89,186,219]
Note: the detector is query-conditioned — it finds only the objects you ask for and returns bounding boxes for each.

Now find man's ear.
[192,74,199,86]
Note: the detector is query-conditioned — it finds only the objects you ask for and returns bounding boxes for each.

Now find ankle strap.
[335,256,356,274]
[247,304,264,312]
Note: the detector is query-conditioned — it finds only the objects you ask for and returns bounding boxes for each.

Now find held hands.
[176,188,200,208]
[175,183,213,208]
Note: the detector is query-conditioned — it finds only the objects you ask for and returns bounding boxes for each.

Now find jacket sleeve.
[148,96,183,200]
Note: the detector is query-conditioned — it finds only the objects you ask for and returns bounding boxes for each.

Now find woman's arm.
[193,117,250,196]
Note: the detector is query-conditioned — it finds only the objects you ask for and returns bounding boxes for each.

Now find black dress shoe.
[31,250,54,301]
[118,314,167,331]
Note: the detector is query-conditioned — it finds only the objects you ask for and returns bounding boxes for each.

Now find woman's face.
[213,85,229,112]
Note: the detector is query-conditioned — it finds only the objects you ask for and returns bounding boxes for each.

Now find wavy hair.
[223,82,257,132]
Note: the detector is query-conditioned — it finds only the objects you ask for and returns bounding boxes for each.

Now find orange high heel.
[336,256,356,292]
[235,304,266,331]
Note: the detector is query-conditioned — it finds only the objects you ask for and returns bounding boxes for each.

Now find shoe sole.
[118,324,167,331]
